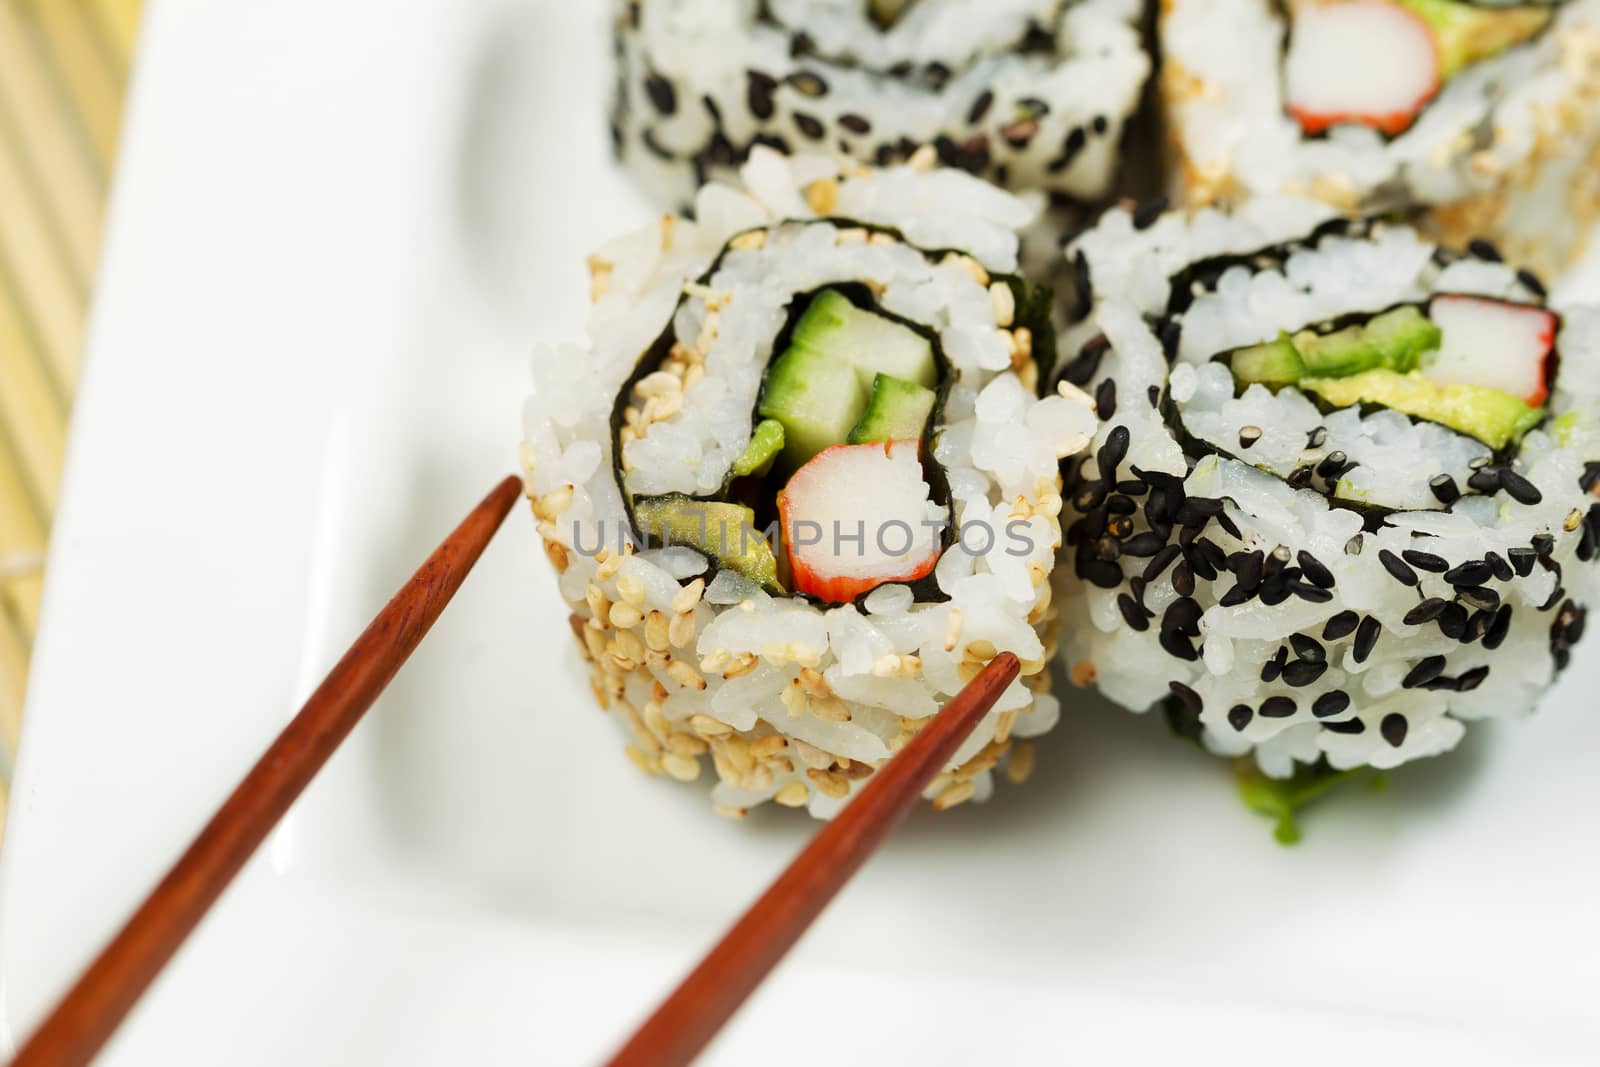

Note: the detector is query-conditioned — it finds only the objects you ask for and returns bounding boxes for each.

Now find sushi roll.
[610,0,1151,261]
[1055,206,1600,789]
[1160,0,1600,278]
[522,149,1096,818]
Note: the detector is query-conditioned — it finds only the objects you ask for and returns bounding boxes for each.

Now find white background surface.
[1,2,1598,1064]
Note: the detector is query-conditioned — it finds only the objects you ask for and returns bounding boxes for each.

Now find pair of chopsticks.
[7,476,1020,1067]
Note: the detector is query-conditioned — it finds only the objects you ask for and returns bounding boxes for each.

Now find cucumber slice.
[1363,305,1440,373]
[758,343,869,471]
[1229,335,1306,387]
[790,289,937,390]
[730,419,785,478]
[634,495,782,592]
[847,374,937,445]
[1299,369,1542,450]
[1292,325,1384,379]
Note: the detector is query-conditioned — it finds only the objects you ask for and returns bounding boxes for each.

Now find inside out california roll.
[610,0,1150,260]
[523,149,1095,818]
[1055,207,1600,829]
[1161,0,1600,277]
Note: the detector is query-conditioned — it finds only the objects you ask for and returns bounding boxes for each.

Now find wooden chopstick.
[604,651,1022,1067]
[8,475,524,1067]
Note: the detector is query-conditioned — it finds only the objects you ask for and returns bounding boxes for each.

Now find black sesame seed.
[1288,465,1314,489]
[1429,474,1461,504]
[1117,595,1149,631]
[1290,582,1335,603]
[1533,533,1556,556]
[1323,611,1360,640]
[1484,552,1514,583]
[1467,237,1502,262]
[1143,544,1183,582]
[1238,425,1262,449]
[1095,536,1123,561]
[641,128,676,161]
[1444,560,1492,586]
[1381,713,1409,747]
[1313,690,1351,718]
[1116,479,1148,497]
[1379,549,1419,587]
[1227,704,1253,730]
[793,112,826,140]
[1289,634,1326,663]
[644,72,678,115]
[1147,385,1162,408]
[839,112,872,135]
[1458,665,1490,691]
[1106,494,1138,516]
[1159,630,1200,661]
[1169,681,1202,714]
[1324,717,1366,735]
[1283,659,1328,687]
[1402,549,1449,574]
[746,69,778,119]
[1260,651,1283,684]
[1457,586,1501,612]
[1499,468,1543,506]
[1172,561,1196,597]
[1216,510,1243,540]
[1184,544,1219,582]
[1164,597,1203,637]
[1297,551,1335,589]
[1402,655,1447,689]
[1467,467,1503,494]
[1404,598,1449,626]
[1094,378,1118,419]
[1121,532,1166,557]
[1218,582,1257,607]
[1581,462,1600,495]
[1345,534,1365,556]
[1316,451,1348,478]
[1306,427,1328,449]
[967,89,995,125]
[1060,332,1108,385]
[1099,425,1131,479]
[1354,616,1381,663]
[1132,195,1168,230]
[1260,696,1297,719]
[1081,557,1124,590]
[1508,547,1537,577]
[1439,603,1469,641]
[1092,114,1109,134]
[1516,267,1548,297]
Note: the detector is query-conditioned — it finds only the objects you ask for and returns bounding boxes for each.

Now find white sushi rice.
[523,150,1096,817]
[612,0,1149,227]
[1056,211,1600,778]
[1161,0,1600,277]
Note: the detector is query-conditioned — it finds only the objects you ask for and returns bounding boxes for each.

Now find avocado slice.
[1228,335,1307,388]
[1396,0,1552,80]
[634,495,782,592]
[758,342,869,471]
[1299,369,1542,450]
[847,374,937,445]
[730,419,785,478]
[789,289,938,391]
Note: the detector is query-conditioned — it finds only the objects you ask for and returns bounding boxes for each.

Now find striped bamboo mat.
[0,0,141,837]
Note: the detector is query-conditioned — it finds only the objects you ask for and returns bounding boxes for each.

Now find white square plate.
[3,3,1599,1064]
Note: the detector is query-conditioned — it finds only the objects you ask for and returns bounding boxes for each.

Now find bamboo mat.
[0,0,141,838]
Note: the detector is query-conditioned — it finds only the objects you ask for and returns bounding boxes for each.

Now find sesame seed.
[1094,378,1118,418]
[1402,655,1447,688]
[1313,690,1351,718]
[1227,704,1253,730]
[1283,660,1328,687]
[1499,468,1543,506]
[1381,713,1409,748]
[1260,696,1297,718]
[1444,560,1492,586]
[1379,549,1419,586]
[1429,474,1461,504]
[1238,425,1262,449]
[1323,611,1360,640]
[1118,594,1151,631]
[1132,195,1168,230]
[1297,551,1335,589]
[1354,616,1382,663]
[1404,598,1449,626]
[1324,717,1366,735]
[662,752,702,782]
